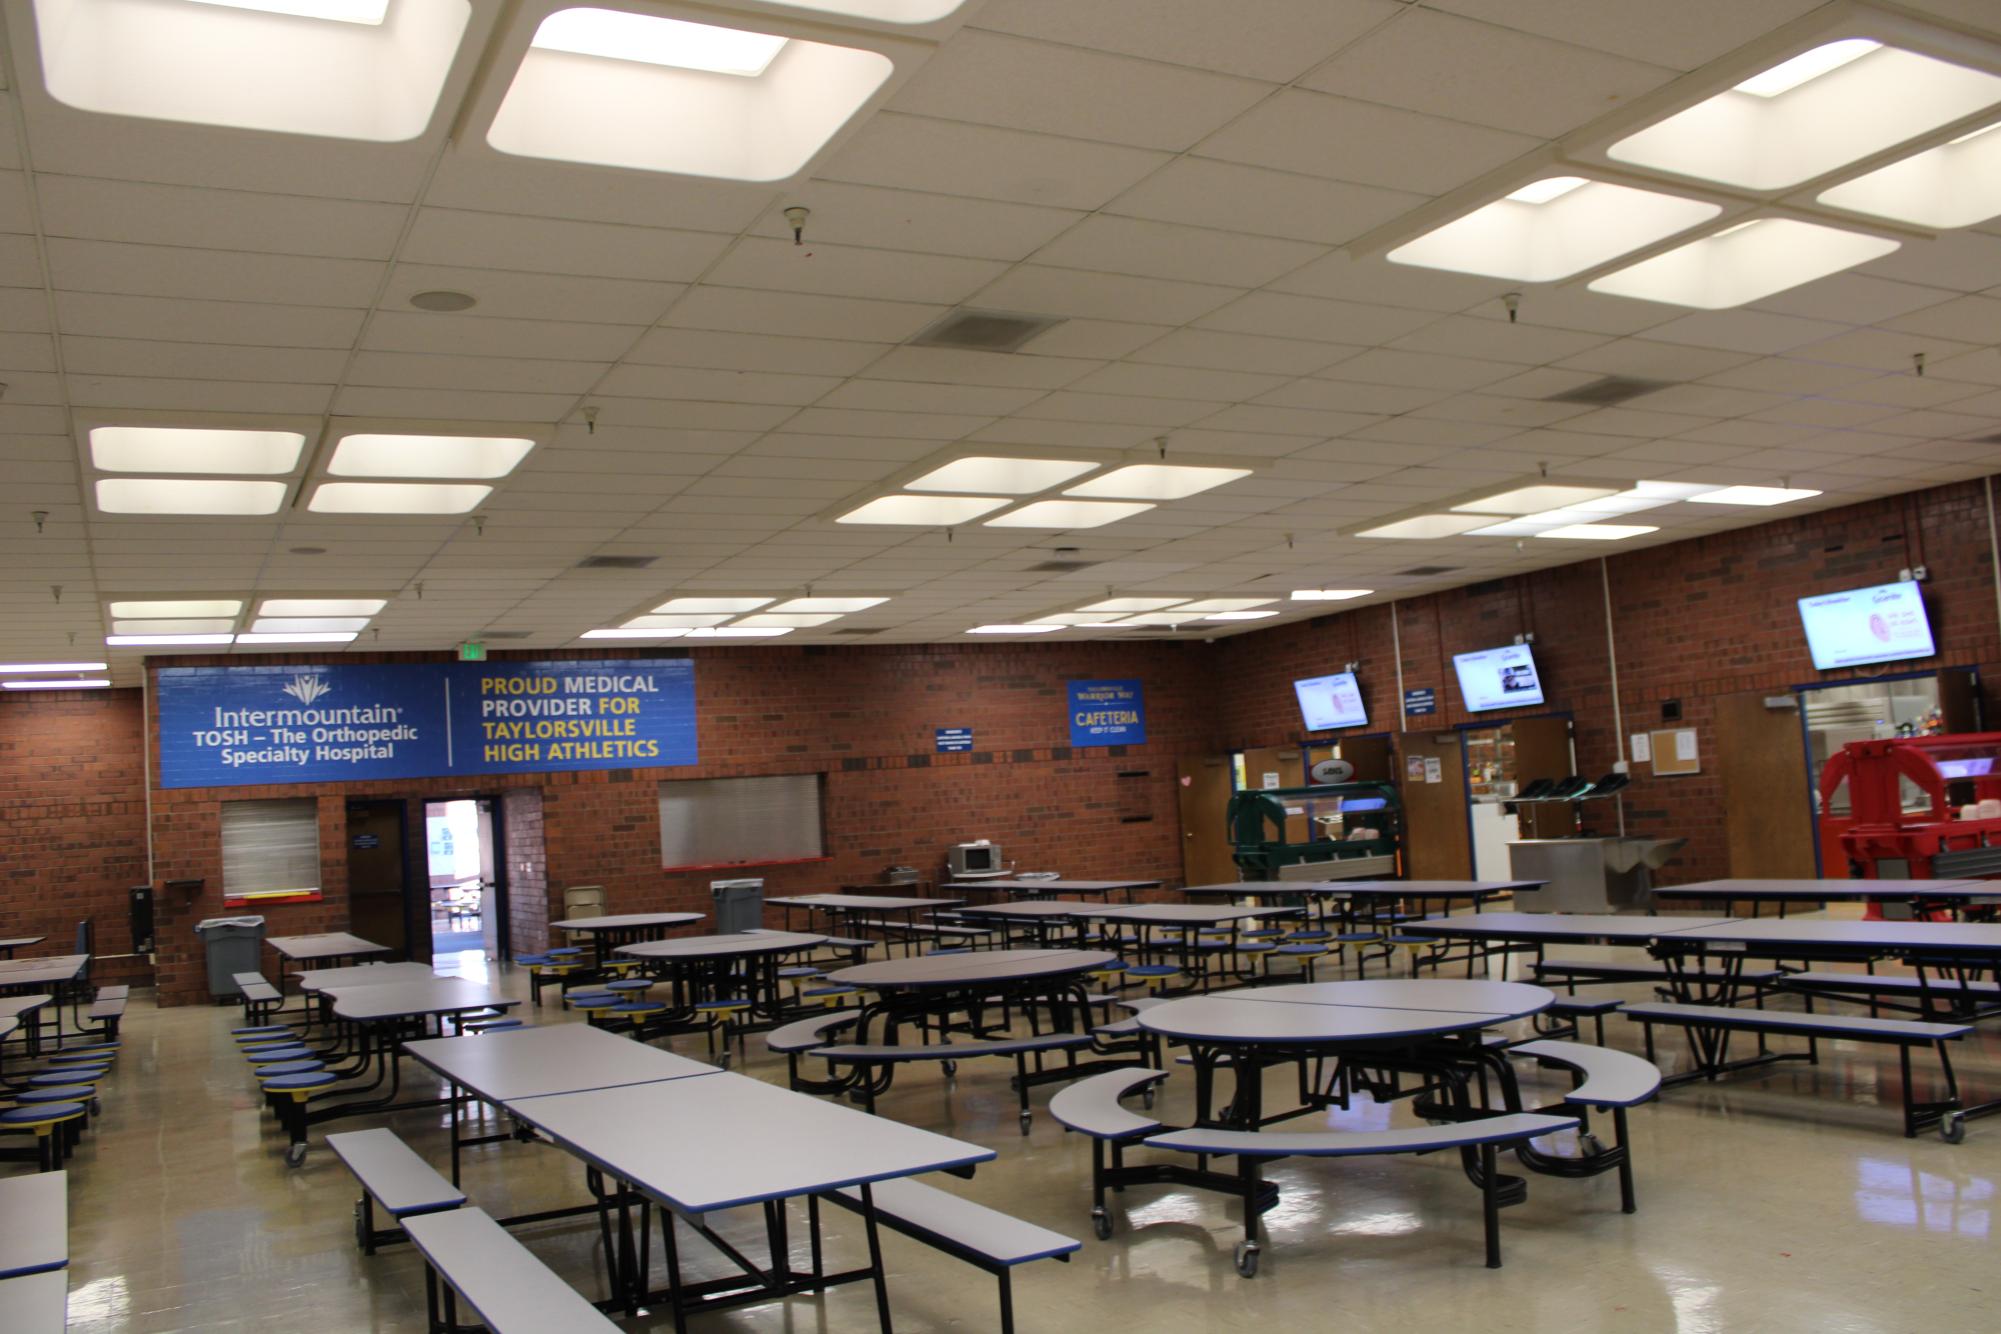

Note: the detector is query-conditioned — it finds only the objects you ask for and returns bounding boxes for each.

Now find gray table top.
[830,948,1116,989]
[1180,882,1343,898]
[766,894,965,912]
[1333,880,1545,897]
[267,933,393,961]
[502,1071,993,1214]
[1671,918,2001,956]
[617,931,825,961]
[0,957,88,986]
[1404,912,1734,943]
[554,912,706,932]
[405,1024,716,1102]
[0,1171,65,1279]
[0,1016,15,1042]
[0,1269,65,1330]
[0,937,46,952]
[1142,997,1508,1045]
[331,978,517,1022]
[951,901,1092,919]
[1085,904,1299,925]
[0,995,53,1019]
[978,880,1161,894]
[1227,979,1556,1018]
[1661,879,1992,900]
[297,962,439,993]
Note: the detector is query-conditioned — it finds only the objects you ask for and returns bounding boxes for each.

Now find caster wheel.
[1582,1132,1607,1155]
[353,1203,367,1251]
[1941,1113,1966,1144]
[286,1143,308,1169]
[718,1053,732,1071]
[1092,1209,1112,1241]
[1019,1112,1032,1135]
[1234,1242,1260,1279]
[1142,1089,1155,1111]
[943,1061,958,1077]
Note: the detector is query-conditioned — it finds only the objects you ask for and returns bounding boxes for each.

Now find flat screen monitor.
[1453,643,1546,712]
[1294,671,1368,731]
[1935,758,1994,780]
[1797,579,1936,670]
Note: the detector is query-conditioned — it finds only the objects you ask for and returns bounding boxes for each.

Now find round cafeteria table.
[616,931,827,1028]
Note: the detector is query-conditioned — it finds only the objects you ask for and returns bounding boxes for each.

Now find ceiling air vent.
[1026,559,1097,573]
[910,308,1064,354]
[1974,431,2001,444]
[833,627,885,636]
[1397,565,1459,577]
[1545,376,1674,406]
[574,554,657,570]
[481,630,534,640]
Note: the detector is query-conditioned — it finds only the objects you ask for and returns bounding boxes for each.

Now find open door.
[1176,755,1239,886]
[1715,690,1817,880]
[1397,731,1473,879]
[1241,745,1310,843]
[345,799,409,955]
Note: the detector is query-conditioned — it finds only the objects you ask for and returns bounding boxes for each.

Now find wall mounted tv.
[1453,643,1546,712]
[1294,671,1367,731]
[1798,579,1936,671]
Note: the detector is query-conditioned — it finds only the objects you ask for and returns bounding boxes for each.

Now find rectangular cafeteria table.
[503,1070,993,1331]
[1655,878,1993,916]
[0,1171,66,1278]
[0,937,44,960]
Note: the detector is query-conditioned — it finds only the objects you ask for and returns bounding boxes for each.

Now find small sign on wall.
[1404,687,1437,716]
[1068,679,1147,747]
[935,727,973,753]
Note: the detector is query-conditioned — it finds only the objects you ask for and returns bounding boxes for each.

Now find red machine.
[1818,732,2001,884]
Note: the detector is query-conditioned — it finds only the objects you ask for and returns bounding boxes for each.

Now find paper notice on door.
[1630,733,1652,764]
[1423,756,1443,784]
[1674,730,1697,761]
[1407,757,1426,781]
[1261,771,1281,789]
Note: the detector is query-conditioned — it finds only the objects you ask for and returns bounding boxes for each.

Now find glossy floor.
[37,947,2001,1333]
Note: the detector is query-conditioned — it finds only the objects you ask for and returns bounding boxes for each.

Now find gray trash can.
[194,915,266,1000]
[711,879,764,934]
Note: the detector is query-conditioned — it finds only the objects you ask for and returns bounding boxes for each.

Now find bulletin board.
[1649,728,1701,776]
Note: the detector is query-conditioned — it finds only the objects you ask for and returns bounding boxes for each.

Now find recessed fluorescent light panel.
[652,598,772,613]
[1291,589,1372,602]
[248,618,370,633]
[984,500,1154,529]
[235,632,360,645]
[1606,38,2001,190]
[583,628,688,640]
[308,483,493,514]
[1388,178,1720,282]
[258,599,386,617]
[1173,599,1274,613]
[111,619,235,635]
[1535,524,1660,541]
[89,427,304,475]
[3,678,111,690]
[1202,611,1278,621]
[1818,120,2001,227]
[32,0,470,140]
[1354,514,1494,540]
[837,495,1009,525]
[685,626,791,638]
[905,456,1100,494]
[1081,598,1184,613]
[489,6,894,181]
[771,597,888,613]
[1690,485,1823,506]
[1116,612,1198,626]
[1450,483,1620,515]
[966,624,1062,634]
[95,479,286,515]
[735,613,842,628]
[108,600,243,619]
[328,434,535,480]
[532,9,787,75]
[1063,464,1251,501]
[1588,219,1899,310]
[1031,613,1124,625]
[0,662,108,674]
[622,615,733,629]
[105,634,236,647]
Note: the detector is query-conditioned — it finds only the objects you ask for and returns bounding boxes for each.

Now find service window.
[659,774,825,869]
[221,798,320,895]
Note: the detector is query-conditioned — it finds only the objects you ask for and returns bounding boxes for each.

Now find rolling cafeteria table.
[616,930,827,1029]
[0,936,45,960]
[552,912,705,965]
[1655,878,1994,917]
[970,879,1160,902]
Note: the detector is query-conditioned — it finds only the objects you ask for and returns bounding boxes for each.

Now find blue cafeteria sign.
[154,659,698,789]
[1068,678,1147,747]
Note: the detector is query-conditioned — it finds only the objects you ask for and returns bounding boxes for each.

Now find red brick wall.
[0,689,150,984]
[501,788,548,956]
[1212,478,2001,885]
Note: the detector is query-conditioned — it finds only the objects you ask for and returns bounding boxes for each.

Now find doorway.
[1176,755,1238,886]
[425,797,502,972]
[345,799,409,955]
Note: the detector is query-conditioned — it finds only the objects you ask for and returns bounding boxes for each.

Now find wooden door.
[1511,716,1576,839]
[1176,755,1239,887]
[1715,690,1817,880]
[1397,731,1473,879]
[1323,735,1393,782]
[346,800,409,954]
[1241,746,1309,842]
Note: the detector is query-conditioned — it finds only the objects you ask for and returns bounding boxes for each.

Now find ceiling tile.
[970,0,1402,82]
[820,113,1171,211]
[1108,158,1424,245]
[1031,216,1326,288]
[703,238,1006,305]
[972,265,1241,325]
[1193,90,1541,195]
[744,182,1083,261]
[663,287,945,343]
[1423,0,1823,70]
[37,176,406,259]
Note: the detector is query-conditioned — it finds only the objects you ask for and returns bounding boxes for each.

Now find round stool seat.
[545,947,584,958]
[1286,931,1333,943]
[1334,932,1383,943]
[246,1047,315,1064]
[241,1042,301,1057]
[48,1051,114,1065]
[1274,943,1327,955]
[1127,964,1180,977]
[13,1086,94,1104]
[514,955,550,967]
[0,1102,85,1129]
[1089,960,1129,974]
[564,990,619,1007]
[1241,929,1284,939]
[253,1060,326,1079]
[604,978,654,992]
[777,966,821,979]
[695,998,750,1012]
[1238,941,1278,953]
[27,1070,106,1087]
[803,985,857,1002]
[610,1001,666,1016]
[262,1071,336,1093]
[466,1019,524,1033]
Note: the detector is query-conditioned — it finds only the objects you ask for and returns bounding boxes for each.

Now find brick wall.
[1212,478,2001,885]
[0,689,150,985]
[502,788,547,956]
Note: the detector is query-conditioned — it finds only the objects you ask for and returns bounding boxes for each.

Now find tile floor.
[27,939,2001,1333]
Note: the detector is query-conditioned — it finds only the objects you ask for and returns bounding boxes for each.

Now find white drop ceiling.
[0,0,1997,686]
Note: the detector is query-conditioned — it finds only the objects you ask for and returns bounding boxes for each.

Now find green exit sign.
[458,641,487,662]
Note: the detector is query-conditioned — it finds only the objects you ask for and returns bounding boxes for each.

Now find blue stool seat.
[466,1018,524,1033]
[1334,931,1383,943]
[565,991,620,1006]
[546,947,584,957]
[13,1086,94,1104]
[1089,959,1129,973]
[604,978,654,992]
[1239,941,1278,953]
[1388,934,1430,946]
[695,997,750,1011]
[262,1071,337,1093]
[1127,964,1180,977]
[514,954,550,966]
[27,1070,105,1087]
[1241,929,1284,939]
[48,1052,114,1065]
[1287,931,1333,942]
[778,966,821,978]
[1,1102,85,1126]
[253,1060,326,1078]
[1274,944,1327,956]
[611,1001,666,1016]
[246,1047,315,1064]
[803,985,857,999]
[233,1025,293,1037]
[928,948,973,956]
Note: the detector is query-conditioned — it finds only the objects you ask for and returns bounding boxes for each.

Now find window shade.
[659,774,824,868]
[221,798,320,894]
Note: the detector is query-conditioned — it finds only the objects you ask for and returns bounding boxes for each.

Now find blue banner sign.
[155,659,697,790]
[1404,687,1437,716]
[1068,678,1147,747]
[935,727,974,753]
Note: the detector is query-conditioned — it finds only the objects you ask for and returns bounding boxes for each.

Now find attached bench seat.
[826,1179,1078,1334]
[84,994,128,1039]
[817,1034,1093,1130]
[328,1129,466,1254]
[1146,1113,1579,1273]
[401,1208,622,1334]
[1621,1001,1971,1138]
[94,985,129,1002]
[1049,1068,1169,1239]
[1536,959,1781,993]
[1512,1039,1662,1213]
[231,972,284,1023]
[1778,970,2001,1016]
[0,1270,66,1333]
